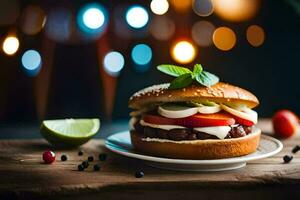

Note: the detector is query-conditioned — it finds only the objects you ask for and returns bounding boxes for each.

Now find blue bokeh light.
[126,6,149,29]
[103,51,125,77]
[21,49,42,76]
[77,3,108,36]
[131,44,152,66]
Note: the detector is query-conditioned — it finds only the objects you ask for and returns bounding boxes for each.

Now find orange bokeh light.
[169,0,192,13]
[246,25,265,47]
[213,27,236,51]
[212,0,260,22]
[171,40,197,64]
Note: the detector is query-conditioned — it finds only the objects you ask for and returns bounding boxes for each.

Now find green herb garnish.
[157,64,219,89]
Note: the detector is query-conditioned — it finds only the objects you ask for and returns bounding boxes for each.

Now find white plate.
[105,130,283,172]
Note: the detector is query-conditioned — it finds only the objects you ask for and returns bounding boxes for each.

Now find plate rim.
[105,131,283,165]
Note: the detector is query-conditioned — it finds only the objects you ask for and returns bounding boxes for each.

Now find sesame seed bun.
[129,82,259,110]
[130,128,261,159]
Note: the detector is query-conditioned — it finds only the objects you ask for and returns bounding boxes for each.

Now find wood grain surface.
[0,119,300,199]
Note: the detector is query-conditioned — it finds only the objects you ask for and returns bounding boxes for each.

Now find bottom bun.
[130,128,261,159]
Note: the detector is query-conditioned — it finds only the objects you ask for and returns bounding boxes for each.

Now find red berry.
[272,110,299,138]
[43,150,56,164]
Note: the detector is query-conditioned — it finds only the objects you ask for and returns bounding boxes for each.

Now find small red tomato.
[272,110,299,138]
[43,150,56,164]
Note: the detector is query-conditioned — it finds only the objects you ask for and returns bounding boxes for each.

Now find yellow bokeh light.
[213,27,236,51]
[171,41,196,64]
[2,36,19,55]
[169,0,192,13]
[150,0,169,15]
[212,0,260,22]
[246,25,265,47]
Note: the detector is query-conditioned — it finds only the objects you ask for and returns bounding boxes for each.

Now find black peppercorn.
[78,164,85,171]
[82,160,89,168]
[88,156,94,162]
[283,155,293,163]
[61,154,67,161]
[135,171,144,178]
[93,164,101,171]
[292,145,300,154]
[78,150,83,156]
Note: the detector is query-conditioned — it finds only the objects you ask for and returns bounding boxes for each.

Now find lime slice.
[41,118,100,147]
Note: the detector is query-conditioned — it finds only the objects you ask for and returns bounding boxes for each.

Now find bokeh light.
[83,8,104,29]
[246,25,265,47]
[20,5,46,35]
[21,50,42,77]
[149,16,175,40]
[0,0,20,26]
[150,0,169,15]
[212,0,260,22]
[45,8,72,42]
[103,51,125,77]
[126,6,149,29]
[213,27,236,51]
[169,0,192,12]
[77,3,108,36]
[192,0,214,17]
[192,20,215,47]
[171,41,196,64]
[2,36,19,55]
[131,44,152,66]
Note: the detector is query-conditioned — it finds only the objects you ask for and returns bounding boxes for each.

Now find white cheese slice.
[139,120,186,130]
[193,126,231,139]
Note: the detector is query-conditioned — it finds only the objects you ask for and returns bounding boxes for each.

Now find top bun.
[129,82,259,109]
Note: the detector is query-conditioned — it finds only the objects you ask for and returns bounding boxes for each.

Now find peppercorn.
[78,150,83,156]
[135,171,144,178]
[292,145,300,154]
[61,154,67,161]
[78,164,85,171]
[283,155,293,163]
[93,164,101,171]
[82,160,89,168]
[88,156,94,162]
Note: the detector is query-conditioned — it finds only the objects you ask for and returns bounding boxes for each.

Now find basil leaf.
[195,71,219,87]
[193,64,203,75]
[157,64,192,77]
[169,73,193,89]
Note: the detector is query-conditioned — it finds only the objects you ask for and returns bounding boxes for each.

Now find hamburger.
[128,64,260,159]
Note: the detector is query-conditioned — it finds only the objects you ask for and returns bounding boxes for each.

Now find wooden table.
[1,119,300,200]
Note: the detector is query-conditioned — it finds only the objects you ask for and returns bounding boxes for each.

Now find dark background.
[0,0,299,126]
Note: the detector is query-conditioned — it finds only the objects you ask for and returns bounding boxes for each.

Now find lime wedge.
[41,118,100,147]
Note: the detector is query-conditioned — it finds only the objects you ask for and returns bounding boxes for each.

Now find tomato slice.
[183,112,235,127]
[233,116,254,126]
[142,112,235,127]
[142,114,178,125]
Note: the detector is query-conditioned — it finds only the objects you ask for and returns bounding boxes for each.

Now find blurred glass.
[169,0,192,13]
[103,51,125,77]
[192,0,214,17]
[191,20,215,47]
[126,6,149,29]
[149,16,175,40]
[171,41,196,64]
[45,8,72,42]
[20,5,46,35]
[213,27,236,51]
[150,0,169,15]
[246,25,265,47]
[2,36,19,55]
[212,0,260,22]
[21,50,42,77]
